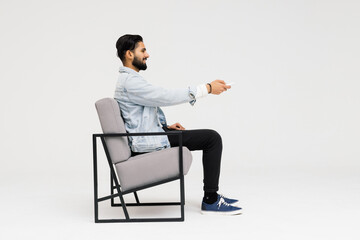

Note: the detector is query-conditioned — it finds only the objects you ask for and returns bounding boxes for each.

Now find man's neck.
[124,63,139,72]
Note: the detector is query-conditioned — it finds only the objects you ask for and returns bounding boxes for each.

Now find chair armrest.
[93,131,185,176]
[93,131,182,137]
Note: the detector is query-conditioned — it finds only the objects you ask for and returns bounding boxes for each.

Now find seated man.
[114,34,242,215]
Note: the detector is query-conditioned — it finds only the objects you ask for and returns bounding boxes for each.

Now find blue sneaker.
[201,195,242,215]
[219,194,239,205]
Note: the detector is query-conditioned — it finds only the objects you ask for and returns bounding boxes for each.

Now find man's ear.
[125,50,134,60]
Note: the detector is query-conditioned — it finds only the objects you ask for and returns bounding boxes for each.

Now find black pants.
[164,128,222,193]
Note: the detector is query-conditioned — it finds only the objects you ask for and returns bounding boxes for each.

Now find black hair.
[116,34,143,62]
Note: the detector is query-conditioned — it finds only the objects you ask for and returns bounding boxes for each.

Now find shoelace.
[217,197,231,209]
[219,194,229,200]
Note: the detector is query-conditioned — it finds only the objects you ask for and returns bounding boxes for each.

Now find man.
[114,34,242,215]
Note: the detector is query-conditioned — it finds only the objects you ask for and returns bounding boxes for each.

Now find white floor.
[1,161,359,240]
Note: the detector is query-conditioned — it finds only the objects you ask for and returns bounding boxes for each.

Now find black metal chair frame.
[92,131,186,223]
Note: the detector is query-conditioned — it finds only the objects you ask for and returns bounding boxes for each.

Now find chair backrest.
[95,98,131,163]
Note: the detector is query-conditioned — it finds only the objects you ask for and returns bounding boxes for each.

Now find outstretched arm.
[167,80,231,130]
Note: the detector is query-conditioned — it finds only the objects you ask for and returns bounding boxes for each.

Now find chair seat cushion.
[115,147,192,192]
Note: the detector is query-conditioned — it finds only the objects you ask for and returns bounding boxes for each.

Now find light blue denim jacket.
[114,66,197,152]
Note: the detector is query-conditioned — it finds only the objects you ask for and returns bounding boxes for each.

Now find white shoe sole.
[201,209,242,216]
[228,201,240,207]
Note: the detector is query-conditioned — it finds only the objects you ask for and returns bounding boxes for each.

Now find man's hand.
[207,79,231,95]
[168,122,185,130]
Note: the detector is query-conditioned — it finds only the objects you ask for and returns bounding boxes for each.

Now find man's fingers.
[174,123,185,130]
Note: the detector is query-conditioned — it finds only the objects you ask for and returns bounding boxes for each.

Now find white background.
[0,0,359,239]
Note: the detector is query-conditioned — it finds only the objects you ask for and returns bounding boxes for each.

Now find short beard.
[132,56,147,71]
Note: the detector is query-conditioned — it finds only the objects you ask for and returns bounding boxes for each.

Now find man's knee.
[207,129,222,145]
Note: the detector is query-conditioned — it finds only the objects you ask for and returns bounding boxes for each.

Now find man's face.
[131,41,149,71]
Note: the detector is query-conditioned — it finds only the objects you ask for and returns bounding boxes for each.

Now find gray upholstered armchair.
[93,98,192,222]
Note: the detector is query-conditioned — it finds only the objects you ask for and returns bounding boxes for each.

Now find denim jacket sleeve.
[123,75,197,107]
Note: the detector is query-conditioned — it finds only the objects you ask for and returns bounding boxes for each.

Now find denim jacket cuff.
[188,86,197,106]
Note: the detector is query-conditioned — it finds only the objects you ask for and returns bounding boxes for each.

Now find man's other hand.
[168,122,185,130]
[208,79,231,95]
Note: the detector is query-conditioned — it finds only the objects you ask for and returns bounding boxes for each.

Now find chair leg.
[110,172,115,206]
[96,177,185,222]
[180,175,185,221]
[134,191,140,204]
[95,135,186,222]
[115,185,130,220]
[93,135,100,223]
[111,175,140,205]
